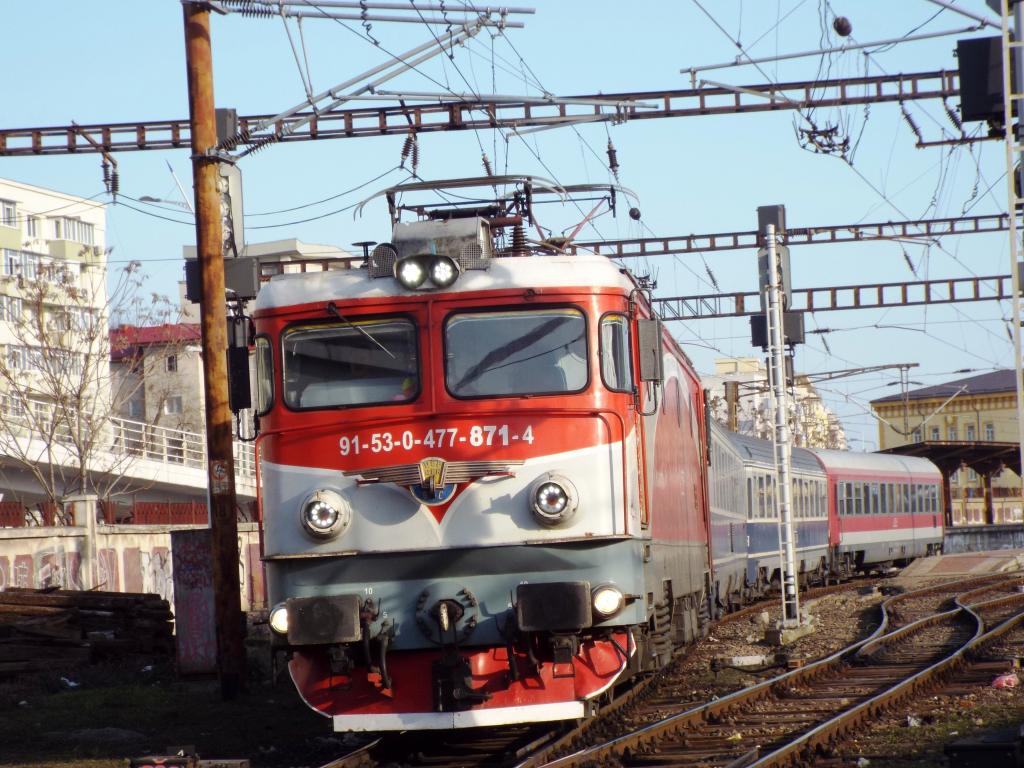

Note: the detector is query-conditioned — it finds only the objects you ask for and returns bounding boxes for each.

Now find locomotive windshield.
[283,318,418,408]
[444,308,587,397]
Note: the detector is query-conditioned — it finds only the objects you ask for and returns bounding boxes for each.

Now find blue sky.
[1,1,1013,447]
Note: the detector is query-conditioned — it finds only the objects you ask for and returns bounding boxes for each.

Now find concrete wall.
[944,523,1024,554]
[0,519,264,611]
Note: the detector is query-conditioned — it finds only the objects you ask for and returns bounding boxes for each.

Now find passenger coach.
[809,449,943,571]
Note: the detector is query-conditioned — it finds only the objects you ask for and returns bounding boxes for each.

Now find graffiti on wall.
[0,548,82,590]
[36,548,82,590]
[97,548,120,592]
[171,529,217,675]
[141,546,173,602]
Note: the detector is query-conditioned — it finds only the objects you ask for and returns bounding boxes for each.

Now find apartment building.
[703,357,847,450]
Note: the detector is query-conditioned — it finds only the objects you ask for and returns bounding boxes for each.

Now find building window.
[26,216,39,238]
[947,425,957,440]
[50,218,62,240]
[0,295,22,323]
[127,398,144,419]
[985,423,995,441]
[966,424,976,441]
[0,200,16,228]
[165,354,178,373]
[912,428,922,442]
[930,426,940,440]
[59,218,94,246]
[164,395,183,415]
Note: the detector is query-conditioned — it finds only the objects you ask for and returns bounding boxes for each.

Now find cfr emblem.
[418,457,448,493]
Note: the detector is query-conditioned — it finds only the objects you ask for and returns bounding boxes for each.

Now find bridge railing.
[0,393,255,483]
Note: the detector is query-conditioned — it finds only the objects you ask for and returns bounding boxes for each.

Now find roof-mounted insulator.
[481,152,494,177]
[606,139,620,183]
[511,223,527,257]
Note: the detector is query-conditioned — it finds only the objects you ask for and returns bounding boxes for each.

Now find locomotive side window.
[599,314,633,392]
[445,308,587,397]
[282,318,419,409]
[254,336,274,415]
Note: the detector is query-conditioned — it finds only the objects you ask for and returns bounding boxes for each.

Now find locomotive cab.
[249,178,711,730]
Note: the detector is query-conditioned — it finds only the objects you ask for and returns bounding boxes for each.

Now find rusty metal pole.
[183,2,245,700]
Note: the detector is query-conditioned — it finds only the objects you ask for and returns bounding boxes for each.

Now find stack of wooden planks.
[0,588,174,676]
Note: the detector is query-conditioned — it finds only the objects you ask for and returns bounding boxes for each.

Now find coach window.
[445,308,587,397]
[599,313,633,392]
[283,317,419,409]
[747,477,754,520]
[254,336,273,414]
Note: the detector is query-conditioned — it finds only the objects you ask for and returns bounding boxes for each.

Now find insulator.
[110,170,120,197]
[248,134,280,155]
[704,264,720,291]
[511,224,527,257]
[943,99,963,132]
[101,159,111,189]
[901,247,917,277]
[900,104,923,143]
[481,152,494,177]
[606,139,620,182]
[400,132,415,168]
[231,1,274,18]
[411,136,420,175]
[220,129,250,153]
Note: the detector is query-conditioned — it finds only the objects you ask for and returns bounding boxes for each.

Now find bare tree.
[0,249,183,508]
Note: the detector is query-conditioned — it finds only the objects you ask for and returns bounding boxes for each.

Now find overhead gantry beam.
[574,212,1009,258]
[0,70,958,156]
[655,274,1015,319]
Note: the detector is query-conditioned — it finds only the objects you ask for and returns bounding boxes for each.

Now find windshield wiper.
[326,302,396,359]
[454,316,569,390]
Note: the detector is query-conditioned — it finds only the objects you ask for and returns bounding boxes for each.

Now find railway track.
[528,573,1024,768]
[312,575,1024,768]
[315,581,865,768]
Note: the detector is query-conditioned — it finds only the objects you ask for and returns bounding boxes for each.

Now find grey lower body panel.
[267,538,647,651]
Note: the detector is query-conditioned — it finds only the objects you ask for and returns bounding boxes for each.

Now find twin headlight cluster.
[395,254,461,291]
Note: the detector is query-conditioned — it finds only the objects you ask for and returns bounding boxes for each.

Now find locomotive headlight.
[395,256,427,290]
[428,255,460,288]
[528,473,579,527]
[269,603,289,634]
[591,585,625,620]
[299,489,351,539]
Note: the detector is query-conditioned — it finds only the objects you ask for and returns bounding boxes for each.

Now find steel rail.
[535,573,1021,768]
[0,70,958,156]
[742,591,1024,767]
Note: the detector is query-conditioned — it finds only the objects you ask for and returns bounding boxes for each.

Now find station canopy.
[880,441,1021,478]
